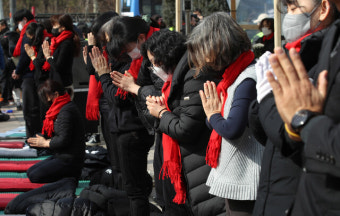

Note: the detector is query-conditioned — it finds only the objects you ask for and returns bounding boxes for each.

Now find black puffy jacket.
[49,101,85,164]
[155,52,226,216]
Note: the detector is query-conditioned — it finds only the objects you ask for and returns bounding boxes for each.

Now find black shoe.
[0,112,10,121]
[16,105,22,111]
[86,133,101,146]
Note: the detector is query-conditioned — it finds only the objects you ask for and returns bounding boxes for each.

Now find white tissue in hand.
[255,51,276,103]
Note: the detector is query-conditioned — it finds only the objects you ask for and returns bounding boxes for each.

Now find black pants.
[225,199,255,216]
[21,77,41,138]
[153,134,190,215]
[116,129,154,216]
[27,155,83,183]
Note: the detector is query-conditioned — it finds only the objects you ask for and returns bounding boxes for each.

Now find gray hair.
[187,12,251,72]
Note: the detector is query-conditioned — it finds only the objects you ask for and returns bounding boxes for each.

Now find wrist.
[207,111,220,122]
[130,84,140,95]
[158,108,168,118]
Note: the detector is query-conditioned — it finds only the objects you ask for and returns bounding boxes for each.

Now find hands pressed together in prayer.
[199,81,223,121]
[111,71,140,95]
[146,95,167,118]
[42,40,52,59]
[27,134,50,148]
[89,46,110,76]
[267,47,328,128]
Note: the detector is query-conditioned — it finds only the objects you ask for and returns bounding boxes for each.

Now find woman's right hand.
[87,32,96,46]
[89,46,110,76]
[42,40,51,59]
[24,44,35,57]
[199,81,223,121]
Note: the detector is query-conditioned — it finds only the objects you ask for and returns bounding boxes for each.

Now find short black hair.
[141,29,186,73]
[106,16,149,58]
[38,79,66,105]
[13,9,34,23]
[259,18,274,31]
[26,23,45,47]
[91,11,118,35]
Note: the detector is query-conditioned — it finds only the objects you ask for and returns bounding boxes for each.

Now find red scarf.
[42,93,71,137]
[285,33,312,53]
[262,32,274,41]
[42,30,73,71]
[206,50,255,168]
[13,19,37,57]
[85,48,108,121]
[29,30,54,71]
[160,74,186,204]
[115,26,160,99]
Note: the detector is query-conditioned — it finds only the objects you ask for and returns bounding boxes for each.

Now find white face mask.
[127,42,141,60]
[282,4,320,43]
[261,27,272,36]
[18,22,24,31]
[151,66,169,82]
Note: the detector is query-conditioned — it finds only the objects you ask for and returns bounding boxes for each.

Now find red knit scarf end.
[86,103,100,120]
[160,161,186,204]
[205,135,222,168]
[115,88,128,100]
[42,118,55,137]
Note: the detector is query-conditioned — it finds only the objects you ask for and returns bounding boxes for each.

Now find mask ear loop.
[306,2,323,33]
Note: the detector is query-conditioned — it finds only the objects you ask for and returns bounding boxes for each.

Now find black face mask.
[51,28,61,37]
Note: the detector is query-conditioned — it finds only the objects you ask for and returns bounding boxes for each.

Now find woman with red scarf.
[12,9,41,138]
[89,16,157,216]
[26,79,85,183]
[144,30,226,215]
[249,0,340,215]
[41,14,80,98]
[188,12,264,216]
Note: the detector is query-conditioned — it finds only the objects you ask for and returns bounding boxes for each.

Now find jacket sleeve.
[15,36,31,75]
[157,78,207,143]
[99,73,133,106]
[301,116,340,177]
[32,49,47,70]
[0,46,5,71]
[208,79,256,140]
[248,100,267,145]
[86,45,96,75]
[49,108,73,151]
[47,40,73,75]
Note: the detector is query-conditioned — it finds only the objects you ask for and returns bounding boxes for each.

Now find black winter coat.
[136,60,164,135]
[250,28,327,216]
[49,101,85,163]
[155,52,225,216]
[289,19,340,216]
[47,38,74,87]
[99,65,146,134]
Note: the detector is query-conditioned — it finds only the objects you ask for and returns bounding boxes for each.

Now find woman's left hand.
[27,134,50,148]
[42,40,51,59]
[89,46,110,76]
[146,95,167,118]
[24,44,35,57]
[199,81,223,121]
[111,71,140,95]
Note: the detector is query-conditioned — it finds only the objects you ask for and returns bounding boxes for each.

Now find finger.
[317,70,328,99]
[220,92,224,103]
[211,81,219,100]
[289,48,308,81]
[206,81,215,99]
[199,90,207,104]
[112,80,122,88]
[269,54,289,88]
[274,47,299,84]
[203,82,209,98]
[267,71,282,97]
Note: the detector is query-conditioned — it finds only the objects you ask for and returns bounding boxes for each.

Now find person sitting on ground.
[27,79,85,183]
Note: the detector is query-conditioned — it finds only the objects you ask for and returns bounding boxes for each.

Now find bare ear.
[137,33,146,44]
[319,0,331,22]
